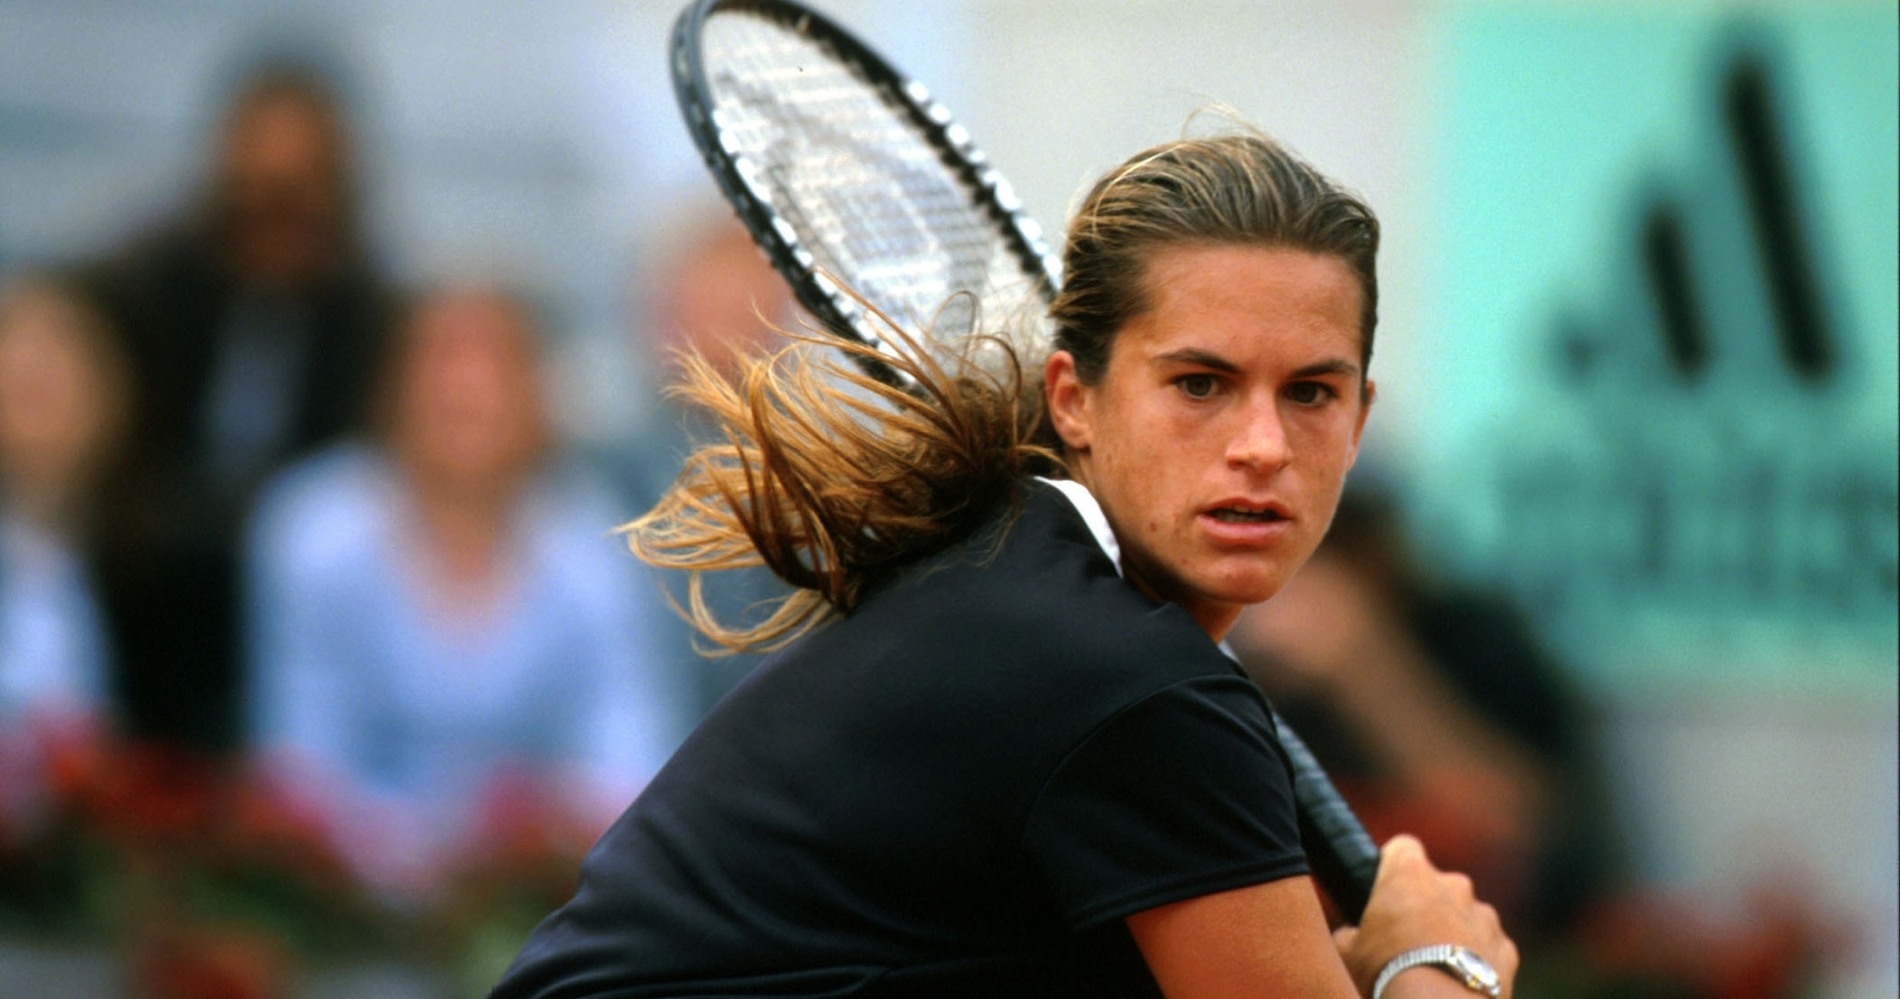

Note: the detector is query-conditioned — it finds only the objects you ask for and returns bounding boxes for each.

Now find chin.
[1193,572,1288,613]
[1221,556,1300,599]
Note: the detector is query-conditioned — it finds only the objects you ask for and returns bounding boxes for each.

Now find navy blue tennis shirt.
[490,479,1307,998]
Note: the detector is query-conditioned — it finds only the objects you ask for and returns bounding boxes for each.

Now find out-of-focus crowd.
[0,47,1840,999]
[0,54,796,997]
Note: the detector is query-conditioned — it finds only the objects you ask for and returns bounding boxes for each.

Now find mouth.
[1205,503,1289,524]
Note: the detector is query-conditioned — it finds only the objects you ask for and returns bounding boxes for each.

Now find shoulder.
[983,482,1225,667]
[814,481,1242,717]
[519,460,649,577]
[247,442,395,582]
[80,222,218,308]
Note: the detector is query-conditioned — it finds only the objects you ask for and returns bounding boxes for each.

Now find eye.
[1175,374,1220,399]
[1285,381,1339,406]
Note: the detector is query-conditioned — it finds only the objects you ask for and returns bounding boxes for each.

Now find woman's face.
[391,291,548,496]
[656,223,793,373]
[0,287,123,499]
[1045,243,1373,641]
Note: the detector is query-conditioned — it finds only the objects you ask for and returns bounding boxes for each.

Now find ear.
[1345,378,1376,467]
[1044,350,1094,452]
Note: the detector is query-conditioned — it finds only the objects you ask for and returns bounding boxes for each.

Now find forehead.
[1115,243,1365,366]
[0,289,96,356]
[405,293,539,359]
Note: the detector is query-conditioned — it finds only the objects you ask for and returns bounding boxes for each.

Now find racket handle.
[1274,711,1381,924]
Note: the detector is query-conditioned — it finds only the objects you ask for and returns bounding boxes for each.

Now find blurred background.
[0,0,1891,997]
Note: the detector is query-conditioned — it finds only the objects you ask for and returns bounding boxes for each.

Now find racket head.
[670,0,1061,386]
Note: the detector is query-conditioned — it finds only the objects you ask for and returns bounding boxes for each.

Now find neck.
[1,471,89,540]
[402,472,522,610]
[1056,461,1241,644]
[1186,603,1243,645]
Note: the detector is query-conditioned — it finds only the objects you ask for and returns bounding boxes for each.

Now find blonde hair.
[622,317,1054,653]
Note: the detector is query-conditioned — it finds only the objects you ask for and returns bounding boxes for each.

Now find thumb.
[1380,833,1428,867]
[1374,833,1429,886]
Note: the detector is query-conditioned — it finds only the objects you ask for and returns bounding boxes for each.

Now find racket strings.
[702,11,1047,348]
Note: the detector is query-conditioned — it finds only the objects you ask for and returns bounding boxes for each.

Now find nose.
[1227,394,1291,471]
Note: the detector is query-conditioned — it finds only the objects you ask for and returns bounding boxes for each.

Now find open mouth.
[1207,507,1286,524]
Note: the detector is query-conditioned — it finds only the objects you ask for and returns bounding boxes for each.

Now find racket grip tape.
[1274,711,1381,924]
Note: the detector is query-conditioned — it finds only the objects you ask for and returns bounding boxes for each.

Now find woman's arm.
[1128,875,1359,999]
[1127,836,1517,999]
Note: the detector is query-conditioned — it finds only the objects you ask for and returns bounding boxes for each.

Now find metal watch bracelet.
[1370,944,1502,999]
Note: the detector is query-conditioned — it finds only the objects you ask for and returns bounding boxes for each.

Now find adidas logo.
[1445,28,1896,680]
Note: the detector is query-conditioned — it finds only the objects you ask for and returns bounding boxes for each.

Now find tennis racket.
[669,0,1381,923]
[668,0,1058,388]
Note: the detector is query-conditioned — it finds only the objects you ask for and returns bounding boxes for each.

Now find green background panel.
[1418,2,1897,694]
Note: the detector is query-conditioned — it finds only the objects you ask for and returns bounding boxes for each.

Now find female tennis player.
[490,133,1517,999]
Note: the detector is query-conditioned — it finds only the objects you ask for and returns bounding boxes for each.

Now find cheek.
[1117,448,1182,540]
[1291,412,1362,470]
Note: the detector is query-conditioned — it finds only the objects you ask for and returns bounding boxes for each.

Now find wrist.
[1371,945,1501,999]
[1371,965,1470,999]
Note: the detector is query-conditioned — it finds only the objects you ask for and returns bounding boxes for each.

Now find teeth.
[1211,508,1280,523]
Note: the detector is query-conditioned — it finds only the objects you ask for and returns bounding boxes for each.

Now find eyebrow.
[1152,348,1361,379]
[1290,358,1362,379]
[1153,347,1241,373]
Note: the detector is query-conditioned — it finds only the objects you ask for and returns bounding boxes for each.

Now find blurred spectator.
[648,213,789,378]
[600,211,797,716]
[0,273,127,825]
[78,55,394,753]
[1229,482,1624,940]
[245,284,688,898]
[1229,484,1839,996]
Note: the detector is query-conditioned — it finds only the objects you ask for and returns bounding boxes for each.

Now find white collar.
[1037,476,1123,577]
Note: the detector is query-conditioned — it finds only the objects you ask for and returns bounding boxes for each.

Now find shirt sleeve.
[1021,673,1309,930]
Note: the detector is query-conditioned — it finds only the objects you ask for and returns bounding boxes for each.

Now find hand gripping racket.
[669,0,1381,923]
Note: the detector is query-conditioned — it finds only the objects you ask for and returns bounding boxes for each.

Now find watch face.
[1449,948,1501,994]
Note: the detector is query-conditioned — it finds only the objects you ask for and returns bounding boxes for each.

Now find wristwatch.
[1371,944,1501,999]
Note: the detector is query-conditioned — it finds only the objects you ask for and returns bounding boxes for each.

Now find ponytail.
[623,317,1053,654]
